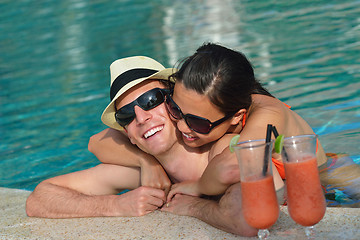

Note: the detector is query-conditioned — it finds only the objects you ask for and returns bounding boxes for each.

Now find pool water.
[1,0,359,206]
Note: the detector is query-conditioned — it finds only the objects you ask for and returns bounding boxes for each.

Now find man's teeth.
[144,126,164,139]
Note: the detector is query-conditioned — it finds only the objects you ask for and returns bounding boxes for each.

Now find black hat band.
[110,68,158,100]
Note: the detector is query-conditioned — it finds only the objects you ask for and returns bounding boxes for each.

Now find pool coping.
[1,187,359,239]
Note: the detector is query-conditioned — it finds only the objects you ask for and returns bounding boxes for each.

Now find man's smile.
[143,125,164,139]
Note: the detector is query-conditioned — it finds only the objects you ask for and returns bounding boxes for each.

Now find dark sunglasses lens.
[115,88,165,127]
[165,97,181,119]
[186,116,211,134]
[138,89,164,110]
[115,108,135,127]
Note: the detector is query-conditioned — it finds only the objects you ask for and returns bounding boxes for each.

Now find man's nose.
[134,105,152,125]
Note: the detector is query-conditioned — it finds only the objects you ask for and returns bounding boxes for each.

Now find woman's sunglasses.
[165,94,236,134]
[115,88,169,127]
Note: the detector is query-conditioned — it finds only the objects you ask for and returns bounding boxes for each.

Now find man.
[26,56,257,237]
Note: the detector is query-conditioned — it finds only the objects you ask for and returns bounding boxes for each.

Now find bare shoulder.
[244,96,287,131]
[249,94,315,137]
[251,95,289,115]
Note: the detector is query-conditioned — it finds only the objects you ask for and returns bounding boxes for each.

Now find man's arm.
[88,128,171,192]
[26,164,166,218]
[162,183,258,237]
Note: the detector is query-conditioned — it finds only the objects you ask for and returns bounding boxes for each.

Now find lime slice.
[274,134,284,154]
[229,135,240,153]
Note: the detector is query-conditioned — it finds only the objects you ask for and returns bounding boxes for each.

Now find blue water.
[1,0,359,194]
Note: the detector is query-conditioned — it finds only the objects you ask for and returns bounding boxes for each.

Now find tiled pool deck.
[1,187,359,239]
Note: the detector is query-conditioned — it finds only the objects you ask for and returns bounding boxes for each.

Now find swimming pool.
[1,0,359,202]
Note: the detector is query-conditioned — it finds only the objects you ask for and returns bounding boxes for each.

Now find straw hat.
[101,56,175,131]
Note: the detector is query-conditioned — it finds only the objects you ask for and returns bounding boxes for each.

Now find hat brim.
[101,68,175,131]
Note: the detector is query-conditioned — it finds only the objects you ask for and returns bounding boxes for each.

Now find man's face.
[115,80,178,156]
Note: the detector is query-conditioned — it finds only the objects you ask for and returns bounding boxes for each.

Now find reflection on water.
[0,0,359,207]
[163,0,243,64]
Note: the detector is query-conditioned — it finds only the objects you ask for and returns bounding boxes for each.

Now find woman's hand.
[139,157,171,195]
[167,181,200,202]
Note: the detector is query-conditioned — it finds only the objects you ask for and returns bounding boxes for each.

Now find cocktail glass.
[233,139,279,239]
[282,134,326,238]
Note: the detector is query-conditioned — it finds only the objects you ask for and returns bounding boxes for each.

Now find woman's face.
[170,82,235,148]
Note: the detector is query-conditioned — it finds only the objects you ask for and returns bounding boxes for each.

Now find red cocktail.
[283,135,326,237]
[234,139,279,239]
[241,174,279,229]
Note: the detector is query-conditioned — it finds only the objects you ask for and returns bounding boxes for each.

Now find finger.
[167,189,176,202]
[149,195,167,208]
[141,189,167,207]
[143,204,160,215]
[151,188,167,203]
[160,202,171,212]
[163,184,171,197]
[138,196,165,215]
[142,186,166,201]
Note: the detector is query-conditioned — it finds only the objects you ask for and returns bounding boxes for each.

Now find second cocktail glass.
[282,134,326,238]
[233,139,279,239]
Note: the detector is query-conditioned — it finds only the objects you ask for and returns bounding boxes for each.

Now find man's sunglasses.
[115,88,169,127]
[165,94,236,134]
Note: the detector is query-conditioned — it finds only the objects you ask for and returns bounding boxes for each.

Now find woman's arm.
[89,128,152,166]
[167,133,284,200]
[167,136,239,201]
[88,128,171,192]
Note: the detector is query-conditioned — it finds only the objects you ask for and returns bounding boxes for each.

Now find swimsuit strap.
[283,103,291,109]
[242,112,246,128]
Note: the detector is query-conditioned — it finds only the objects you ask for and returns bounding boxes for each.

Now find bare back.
[227,94,326,166]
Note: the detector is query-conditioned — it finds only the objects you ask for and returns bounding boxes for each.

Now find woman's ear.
[230,109,247,126]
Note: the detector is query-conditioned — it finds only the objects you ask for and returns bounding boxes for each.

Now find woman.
[164,43,327,200]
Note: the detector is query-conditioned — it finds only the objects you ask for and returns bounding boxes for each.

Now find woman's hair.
[171,43,273,114]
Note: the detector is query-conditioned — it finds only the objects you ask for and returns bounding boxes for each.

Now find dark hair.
[171,43,273,114]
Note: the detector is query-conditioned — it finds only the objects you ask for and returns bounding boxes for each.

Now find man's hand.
[116,186,166,216]
[161,183,258,237]
[161,193,199,216]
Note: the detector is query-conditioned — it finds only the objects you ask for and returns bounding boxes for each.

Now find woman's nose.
[176,118,192,133]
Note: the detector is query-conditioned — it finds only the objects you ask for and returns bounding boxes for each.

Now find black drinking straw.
[263,124,272,176]
[272,125,279,138]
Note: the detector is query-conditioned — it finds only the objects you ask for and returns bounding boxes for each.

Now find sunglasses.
[115,88,169,127]
[165,94,235,134]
